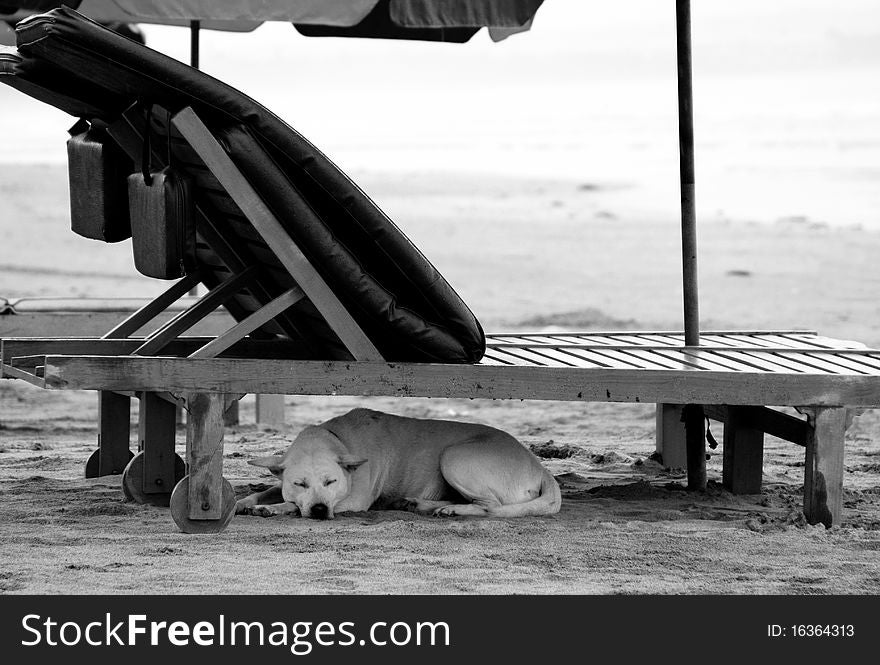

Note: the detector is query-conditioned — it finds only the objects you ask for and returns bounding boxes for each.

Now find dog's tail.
[488,467,562,518]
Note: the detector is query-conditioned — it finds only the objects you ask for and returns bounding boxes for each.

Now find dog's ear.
[248,455,286,476]
[337,454,367,472]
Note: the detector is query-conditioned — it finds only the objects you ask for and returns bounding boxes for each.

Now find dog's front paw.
[235,499,256,515]
[250,504,283,517]
[245,503,301,518]
[433,503,488,517]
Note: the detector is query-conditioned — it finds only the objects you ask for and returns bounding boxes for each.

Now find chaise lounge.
[3,8,880,532]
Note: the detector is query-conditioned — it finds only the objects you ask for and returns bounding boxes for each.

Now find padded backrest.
[5,8,485,363]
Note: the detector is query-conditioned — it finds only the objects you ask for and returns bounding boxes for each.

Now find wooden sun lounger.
[3,8,880,533]
[1,324,878,529]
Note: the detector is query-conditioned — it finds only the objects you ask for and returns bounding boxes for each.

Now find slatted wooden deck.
[481,331,878,374]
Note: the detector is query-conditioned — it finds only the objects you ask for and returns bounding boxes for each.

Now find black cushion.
[7,7,485,363]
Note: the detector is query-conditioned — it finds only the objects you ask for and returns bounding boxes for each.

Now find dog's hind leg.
[432,442,504,517]
[435,438,560,517]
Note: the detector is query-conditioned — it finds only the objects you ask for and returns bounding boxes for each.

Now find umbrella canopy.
[1,0,544,41]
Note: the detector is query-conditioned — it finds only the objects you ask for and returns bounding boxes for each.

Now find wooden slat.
[614,348,701,371]
[519,347,608,368]
[622,333,685,346]
[188,288,304,359]
[484,335,534,345]
[535,335,590,345]
[481,348,535,366]
[599,334,660,346]
[807,352,880,374]
[489,329,817,338]
[846,353,880,371]
[494,347,574,367]
[519,335,571,345]
[700,334,767,348]
[650,349,742,372]
[773,351,867,375]
[737,351,835,374]
[195,216,303,342]
[10,354,50,369]
[1,363,45,386]
[573,335,634,346]
[562,348,648,369]
[1,337,306,361]
[103,272,203,339]
[704,405,808,446]
[487,340,880,354]
[134,268,256,356]
[709,349,816,374]
[759,334,835,350]
[582,348,676,370]
[476,355,507,367]
[40,356,880,407]
[172,107,382,362]
[679,350,774,372]
[782,333,867,350]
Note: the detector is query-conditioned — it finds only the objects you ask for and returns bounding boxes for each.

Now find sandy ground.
[2,165,880,594]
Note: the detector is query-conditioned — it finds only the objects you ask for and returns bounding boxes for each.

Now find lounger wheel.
[169,475,236,534]
[121,451,186,506]
[85,449,134,478]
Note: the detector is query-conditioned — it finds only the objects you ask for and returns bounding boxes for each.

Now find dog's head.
[248,426,366,520]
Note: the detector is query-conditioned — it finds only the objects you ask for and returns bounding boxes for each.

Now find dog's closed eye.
[324,479,337,486]
[293,480,309,488]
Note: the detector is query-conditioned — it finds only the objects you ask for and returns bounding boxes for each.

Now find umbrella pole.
[676,0,707,490]
[676,0,699,347]
[187,20,201,299]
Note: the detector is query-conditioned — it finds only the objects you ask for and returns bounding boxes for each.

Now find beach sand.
[1,164,880,594]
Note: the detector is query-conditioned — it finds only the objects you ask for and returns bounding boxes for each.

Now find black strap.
[705,416,718,449]
[141,103,153,186]
[166,108,174,168]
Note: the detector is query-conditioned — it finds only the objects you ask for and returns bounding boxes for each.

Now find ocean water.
[1,0,878,228]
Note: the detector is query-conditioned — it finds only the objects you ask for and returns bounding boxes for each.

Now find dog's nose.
[310,503,329,520]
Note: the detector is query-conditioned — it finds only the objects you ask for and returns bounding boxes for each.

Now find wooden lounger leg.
[121,392,184,506]
[721,406,765,494]
[803,407,846,528]
[256,394,285,427]
[170,393,236,533]
[86,391,133,477]
[655,403,687,469]
[224,400,240,427]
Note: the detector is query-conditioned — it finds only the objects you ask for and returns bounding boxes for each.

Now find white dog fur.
[235,408,561,519]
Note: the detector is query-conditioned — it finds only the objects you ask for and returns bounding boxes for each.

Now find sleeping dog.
[235,408,561,519]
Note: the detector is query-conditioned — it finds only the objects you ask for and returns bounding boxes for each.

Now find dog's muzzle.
[309,503,330,520]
